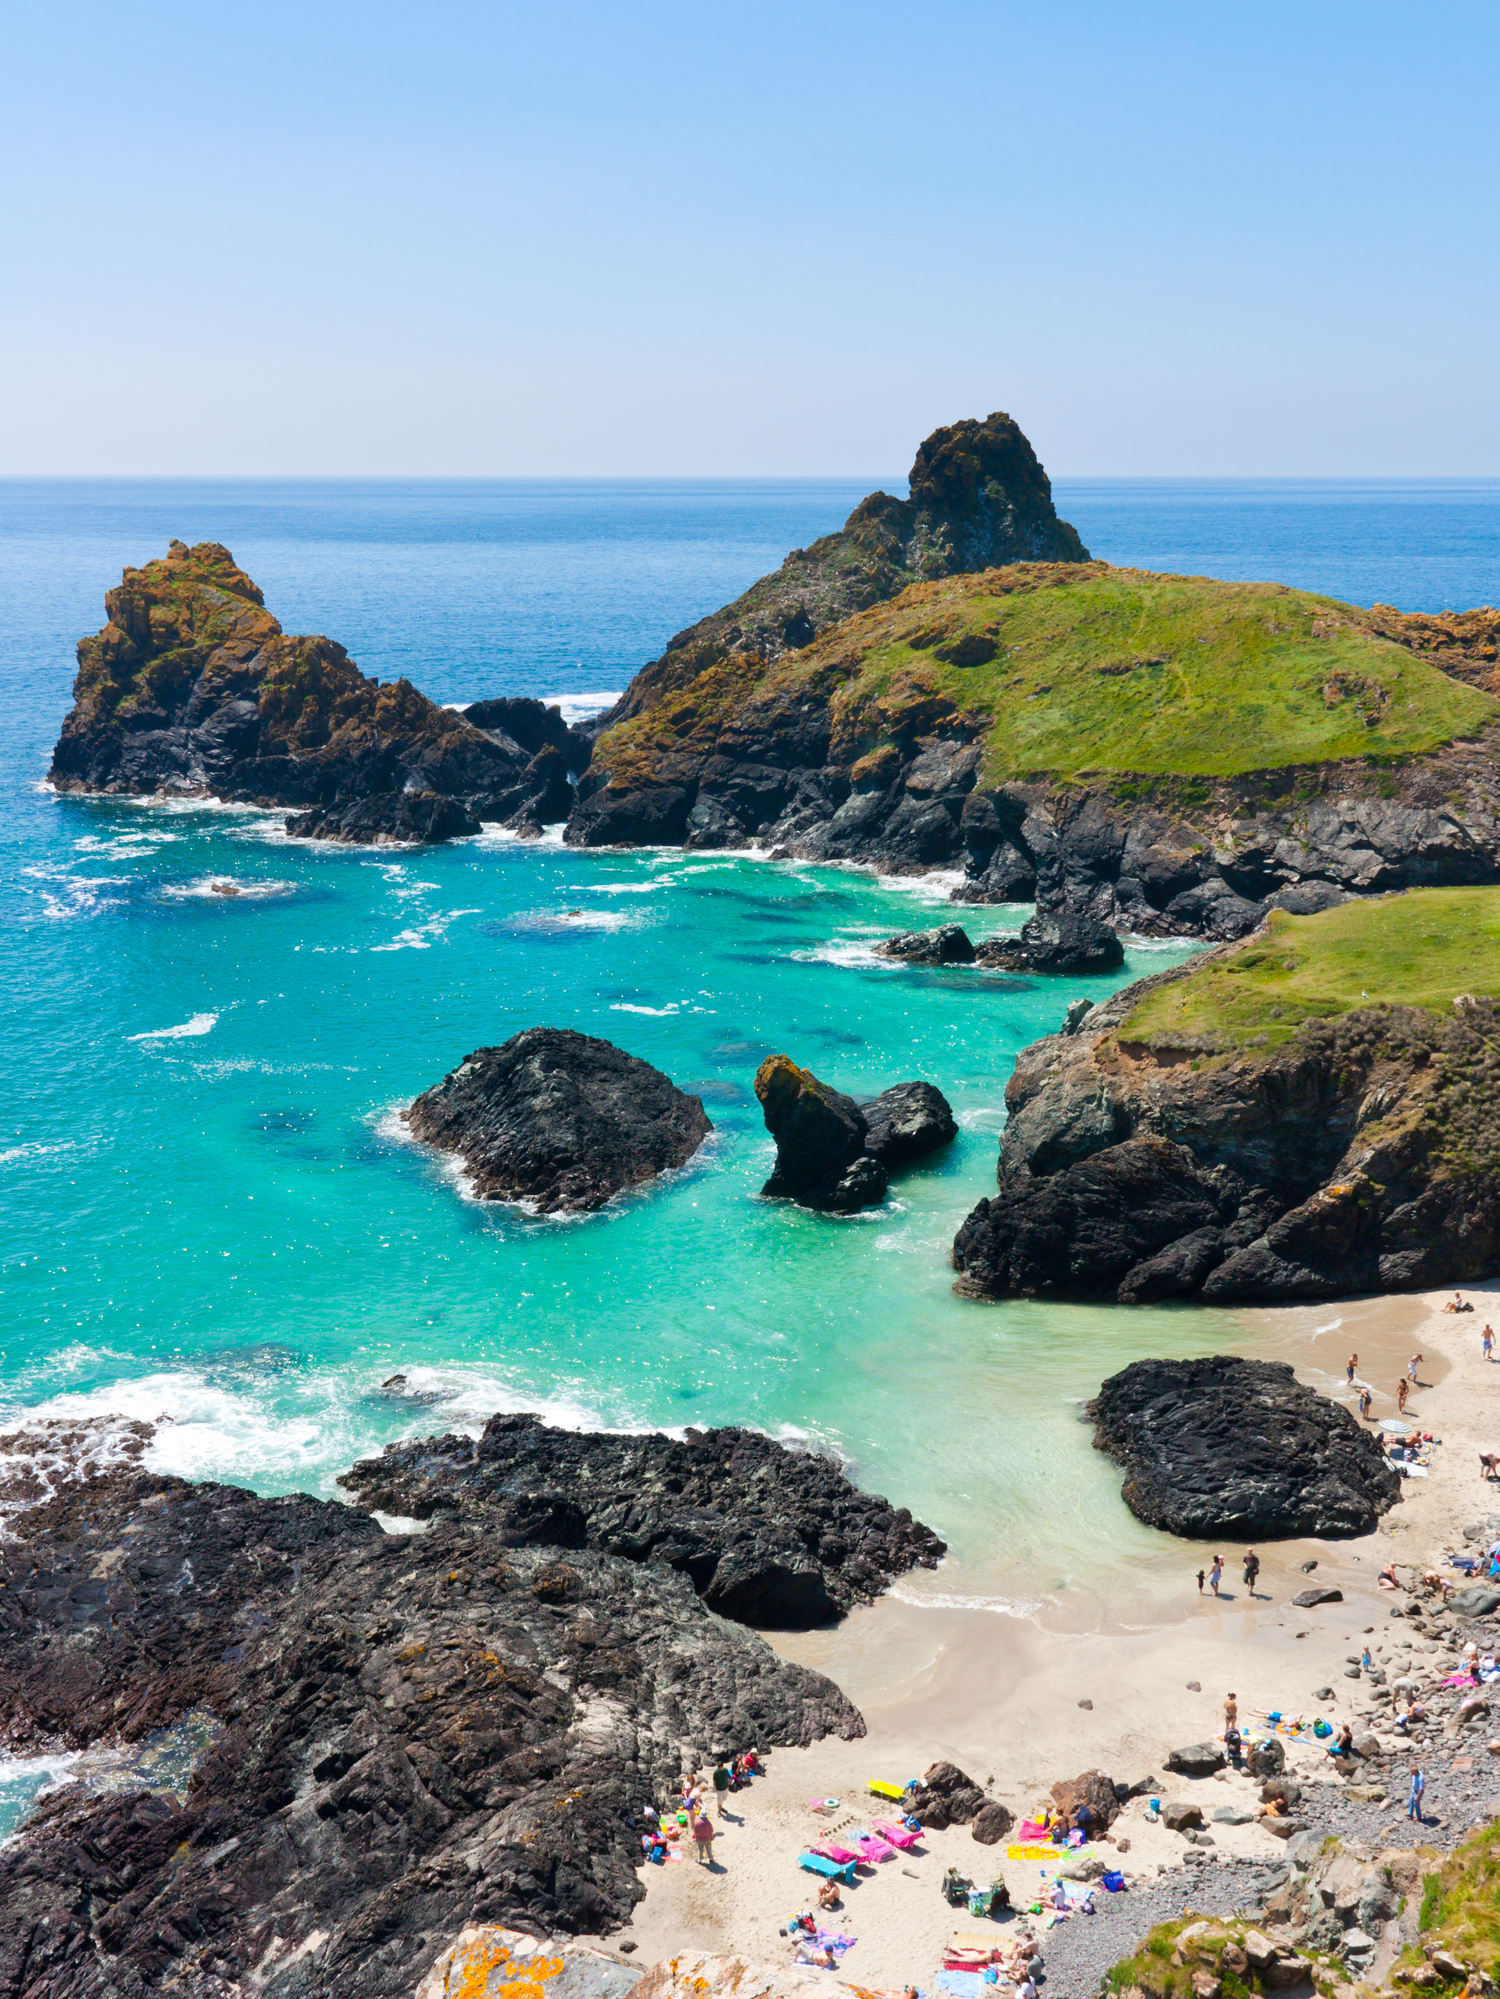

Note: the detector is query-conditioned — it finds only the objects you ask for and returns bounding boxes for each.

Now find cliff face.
[951,903,1500,1304]
[49,541,583,840]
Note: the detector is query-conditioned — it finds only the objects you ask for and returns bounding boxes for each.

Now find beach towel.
[867,1780,909,1801]
[857,1832,900,1862]
[1006,1844,1058,1861]
[1017,1819,1049,1840]
[936,1972,988,1998]
[798,1852,856,1883]
[873,1819,922,1849]
[813,1931,856,1956]
[813,1843,860,1865]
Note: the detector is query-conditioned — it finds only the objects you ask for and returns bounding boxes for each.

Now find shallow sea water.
[0,475,1497,1831]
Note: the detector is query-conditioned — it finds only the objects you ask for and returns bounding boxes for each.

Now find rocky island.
[403,1028,712,1213]
[1088,1356,1402,1538]
[0,1414,944,1998]
[753,1055,957,1212]
[951,885,1500,1303]
[48,540,588,840]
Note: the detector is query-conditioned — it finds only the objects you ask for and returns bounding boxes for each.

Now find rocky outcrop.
[951,952,1500,1304]
[48,541,586,842]
[0,1421,864,1999]
[404,1028,712,1214]
[878,924,977,965]
[339,1412,945,1629]
[904,1760,986,1830]
[972,893,1125,975]
[754,1056,956,1212]
[1087,1357,1402,1537]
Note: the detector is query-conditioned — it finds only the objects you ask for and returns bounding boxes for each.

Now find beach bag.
[1102,1871,1125,1892]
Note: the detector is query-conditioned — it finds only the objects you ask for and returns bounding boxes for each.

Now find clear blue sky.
[3,1,1496,475]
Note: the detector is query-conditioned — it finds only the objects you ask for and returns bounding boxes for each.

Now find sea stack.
[404,1027,712,1213]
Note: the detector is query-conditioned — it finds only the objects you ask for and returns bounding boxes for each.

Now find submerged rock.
[48,540,581,843]
[405,1027,711,1213]
[1088,1356,1402,1538]
[340,1411,945,1629]
[0,1432,863,1997]
[754,1055,956,1212]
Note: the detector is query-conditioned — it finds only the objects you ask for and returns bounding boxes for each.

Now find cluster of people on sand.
[938,1928,1042,1995]
[641,1750,763,1867]
[1345,1348,1435,1421]
[1195,1548,1260,1597]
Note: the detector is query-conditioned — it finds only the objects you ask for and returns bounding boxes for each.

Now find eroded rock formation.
[404,1028,712,1214]
[754,1055,956,1212]
[1088,1357,1402,1537]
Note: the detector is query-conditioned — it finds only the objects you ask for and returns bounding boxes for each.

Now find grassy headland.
[1119,888,1500,1051]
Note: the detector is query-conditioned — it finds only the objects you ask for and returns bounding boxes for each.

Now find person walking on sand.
[692,1809,715,1864]
[1408,1354,1422,1384]
[1347,1353,1358,1384]
[1209,1555,1224,1596]
[1484,1325,1495,1363]
[1243,1549,1261,1594]
[1408,1765,1427,1822]
[1398,1377,1410,1414]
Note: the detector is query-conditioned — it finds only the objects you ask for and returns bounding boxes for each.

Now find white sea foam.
[506,907,637,935]
[159,876,295,902]
[581,879,675,895]
[791,938,896,971]
[543,690,622,725]
[128,1011,219,1042]
[888,1584,1044,1618]
[370,908,480,952]
[0,1140,78,1167]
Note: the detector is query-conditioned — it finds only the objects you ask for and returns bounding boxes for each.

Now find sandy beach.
[602,1281,1500,1990]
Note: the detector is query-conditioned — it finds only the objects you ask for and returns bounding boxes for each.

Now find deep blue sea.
[0,476,1496,1824]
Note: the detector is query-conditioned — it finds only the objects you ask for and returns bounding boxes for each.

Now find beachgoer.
[1379,1562,1399,1589]
[1346,1353,1357,1384]
[1209,1555,1224,1596]
[817,1877,840,1910]
[1243,1549,1261,1592]
[712,1762,730,1812]
[1409,1766,1427,1821]
[1225,1724,1243,1766]
[1359,1385,1373,1419]
[1224,1693,1238,1732]
[692,1811,715,1864]
[1051,1882,1069,1911]
[1361,1646,1373,1670]
[1398,1378,1410,1413]
[1333,1722,1355,1759]
[1408,1354,1422,1383]
[1484,1325,1495,1362]
[1196,1567,1205,1594]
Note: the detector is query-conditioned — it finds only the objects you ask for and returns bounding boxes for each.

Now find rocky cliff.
[564,413,1500,942]
[49,541,586,840]
[0,1416,889,1999]
[952,887,1500,1303]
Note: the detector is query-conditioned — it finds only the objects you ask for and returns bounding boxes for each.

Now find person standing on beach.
[1242,1549,1261,1594]
[1409,1766,1427,1822]
[1359,1385,1373,1420]
[692,1809,715,1864]
[712,1761,730,1815]
[1484,1325,1495,1362]
[1398,1377,1410,1413]
[1408,1354,1422,1384]
[1347,1353,1358,1384]
[1209,1555,1224,1596]
[1224,1691,1238,1731]
[1196,1567,1205,1593]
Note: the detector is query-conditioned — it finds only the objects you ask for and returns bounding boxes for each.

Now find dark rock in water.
[1087,1356,1402,1539]
[754,1056,956,1211]
[405,1027,711,1214]
[877,925,976,965]
[0,1426,862,1997]
[905,1760,986,1830]
[973,898,1124,975]
[1292,1586,1345,1607]
[862,1081,960,1167]
[47,540,572,843]
[463,695,592,776]
[340,1412,944,1630]
[285,790,481,844]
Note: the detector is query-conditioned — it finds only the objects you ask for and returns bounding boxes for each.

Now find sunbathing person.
[816,1877,841,1911]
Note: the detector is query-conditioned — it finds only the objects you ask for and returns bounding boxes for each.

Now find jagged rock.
[905,1760,986,1830]
[877,924,976,965]
[1293,1586,1345,1607]
[971,1801,1016,1845]
[1087,1357,1401,1538]
[951,961,1500,1304]
[339,1412,944,1630]
[1161,1800,1205,1832]
[285,789,481,844]
[0,1425,863,1999]
[1050,1768,1121,1829]
[415,1928,641,1999]
[48,540,569,841]
[862,1081,959,1167]
[1165,1742,1227,1777]
[404,1028,711,1213]
[754,1057,955,1211]
[973,899,1125,975]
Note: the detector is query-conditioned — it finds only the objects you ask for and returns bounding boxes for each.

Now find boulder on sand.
[405,1027,711,1214]
[754,1056,956,1212]
[971,1801,1016,1845]
[1050,1768,1121,1829]
[1165,1742,1227,1777]
[905,1760,985,1830]
[1087,1356,1402,1538]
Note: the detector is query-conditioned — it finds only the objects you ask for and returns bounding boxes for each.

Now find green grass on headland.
[1120,887,1500,1051]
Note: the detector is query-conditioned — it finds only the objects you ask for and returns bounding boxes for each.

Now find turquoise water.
[2,476,1497,1659]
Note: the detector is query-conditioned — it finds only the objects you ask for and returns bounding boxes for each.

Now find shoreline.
[606,1280,1499,1991]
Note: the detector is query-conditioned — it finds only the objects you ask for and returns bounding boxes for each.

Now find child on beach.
[1346,1353,1358,1383]
[1397,1378,1410,1413]
[1196,1567,1205,1593]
